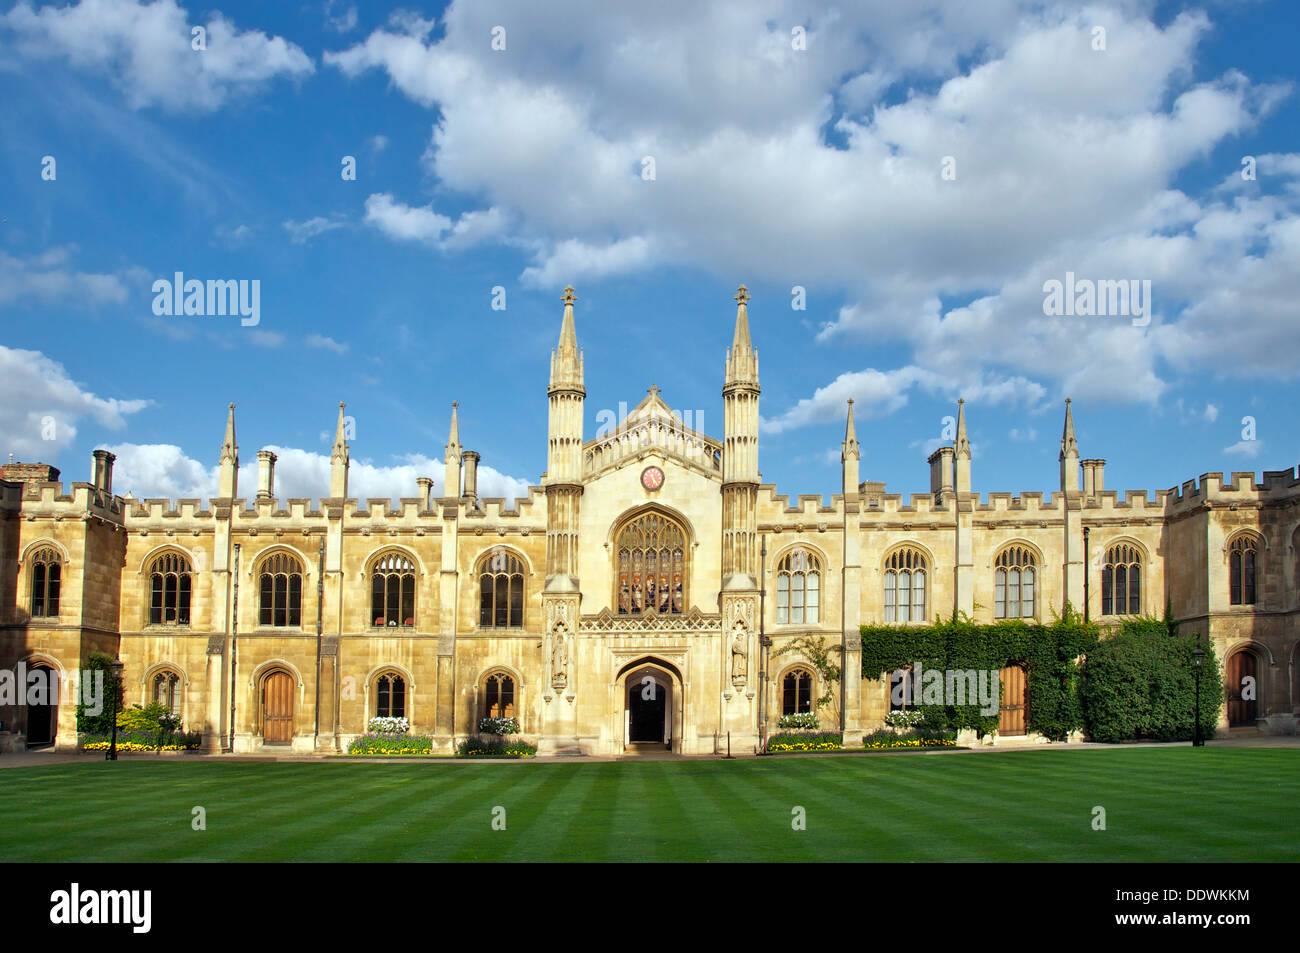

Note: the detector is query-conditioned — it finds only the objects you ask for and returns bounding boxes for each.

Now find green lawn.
[3,748,1296,862]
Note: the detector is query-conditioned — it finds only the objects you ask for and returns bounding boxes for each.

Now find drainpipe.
[314,537,324,745]
[229,543,240,752]
[1083,526,1090,623]
[758,535,769,751]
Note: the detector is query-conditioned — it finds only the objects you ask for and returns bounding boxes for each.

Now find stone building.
[1,286,1296,754]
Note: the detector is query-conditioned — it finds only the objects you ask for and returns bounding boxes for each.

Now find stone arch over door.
[615,657,684,753]
[1226,644,1263,726]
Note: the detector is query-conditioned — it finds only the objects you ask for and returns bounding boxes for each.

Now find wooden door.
[262,672,294,743]
[1226,652,1257,725]
[998,666,1027,736]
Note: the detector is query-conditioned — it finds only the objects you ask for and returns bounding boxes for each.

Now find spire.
[549,285,584,394]
[331,402,349,462]
[220,403,237,463]
[330,402,349,498]
[954,398,971,496]
[724,284,758,388]
[841,398,860,461]
[954,398,971,459]
[1060,397,1080,493]
[443,401,462,498]
[218,403,238,498]
[1059,397,1078,459]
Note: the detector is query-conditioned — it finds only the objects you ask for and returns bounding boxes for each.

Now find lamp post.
[107,659,124,761]
[1192,642,1205,747]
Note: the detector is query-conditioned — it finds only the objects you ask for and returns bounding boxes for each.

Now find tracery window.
[371,552,416,628]
[1229,535,1258,606]
[782,668,816,715]
[615,511,686,615]
[153,670,181,716]
[994,546,1036,619]
[375,672,406,719]
[149,552,192,625]
[258,552,303,627]
[777,547,821,625]
[1101,543,1142,616]
[883,548,928,623]
[484,672,515,719]
[29,547,62,618]
[478,549,524,628]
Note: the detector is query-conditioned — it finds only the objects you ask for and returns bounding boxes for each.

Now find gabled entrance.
[618,659,682,752]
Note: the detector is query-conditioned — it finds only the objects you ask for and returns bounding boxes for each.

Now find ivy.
[775,634,842,713]
[860,607,1099,740]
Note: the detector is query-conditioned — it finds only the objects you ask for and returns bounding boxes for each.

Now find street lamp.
[107,659,124,761]
[1192,643,1205,747]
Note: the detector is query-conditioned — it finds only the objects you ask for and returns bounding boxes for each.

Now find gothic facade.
[2,286,1297,754]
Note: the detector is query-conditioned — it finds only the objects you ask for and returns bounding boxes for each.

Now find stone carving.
[731,629,747,682]
[550,621,570,690]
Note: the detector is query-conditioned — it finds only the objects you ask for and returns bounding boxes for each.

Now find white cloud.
[1203,403,1219,423]
[368,134,388,154]
[0,247,130,308]
[1223,440,1264,458]
[106,442,533,506]
[0,346,148,459]
[363,193,508,251]
[324,1,358,34]
[325,3,1297,431]
[2,0,314,112]
[306,334,348,354]
[283,216,347,244]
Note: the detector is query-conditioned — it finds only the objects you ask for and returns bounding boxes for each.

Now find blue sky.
[1,0,1296,505]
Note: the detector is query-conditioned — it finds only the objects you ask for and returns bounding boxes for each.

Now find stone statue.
[551,625,569,688]
[730,628,747,681]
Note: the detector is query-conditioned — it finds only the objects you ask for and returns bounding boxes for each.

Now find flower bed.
[765,731,843,753]
[863,728,957,750]
[776,712,819,730]
[457,738,536,758]
[80,729,200,752]
[367,716,409,734]
[347,734,433,756]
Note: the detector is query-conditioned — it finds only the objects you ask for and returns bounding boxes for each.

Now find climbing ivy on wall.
[859,609,1099,739]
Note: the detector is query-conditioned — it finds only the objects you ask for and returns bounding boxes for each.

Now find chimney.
[461,450,480,504]
[1089,459,1105,495]
[416,476,433,510]
[928,446,954,503]
[91,449,115,496]
[257,450,277,501]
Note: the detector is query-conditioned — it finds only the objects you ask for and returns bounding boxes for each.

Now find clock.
[641,466,665,491]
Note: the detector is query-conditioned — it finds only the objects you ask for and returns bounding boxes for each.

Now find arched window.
[149,552,192,625]
[153,670,181,716]
[484,672,515,719]
[258,552,302,627]
[615,511,686,615]
[1229,536,1258,606]
[782,668,816,715]
[374,672,406,719]
[777,547,822,625]
[1101,543,1142,616]
[478,549,524,628]
[994,546,1036,619]
[883,548,928,623]
[371,552,416,628]
[29,547,62,618]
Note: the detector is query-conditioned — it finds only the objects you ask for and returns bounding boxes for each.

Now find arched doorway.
[261,670,295,744]
[620,662,679,750]
[998,665,1027,736]
[1226,650,1258,726]
[26,663,57,748]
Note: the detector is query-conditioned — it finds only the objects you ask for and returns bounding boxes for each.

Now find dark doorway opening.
[628,680,667,744]
[26,664,56,748]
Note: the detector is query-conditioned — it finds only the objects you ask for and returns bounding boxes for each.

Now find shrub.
[765,731,842,753]
[457,737,536,757]
[117,701,181,733]
[776,712,819,730]
[477,716,521,735]
[348,733,432,755]
[76,651,124,735]
[1082,621,1223,743]
[367,716,409,735]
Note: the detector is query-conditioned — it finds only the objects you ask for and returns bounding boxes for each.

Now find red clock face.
[641,466,665,491]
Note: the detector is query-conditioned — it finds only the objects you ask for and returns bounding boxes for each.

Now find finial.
[847,398,854,406]
[562,285,576,305]
[734,285,749,305]
[647,384,660,398]
[228,402,235,410]
[452,400,458,409]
